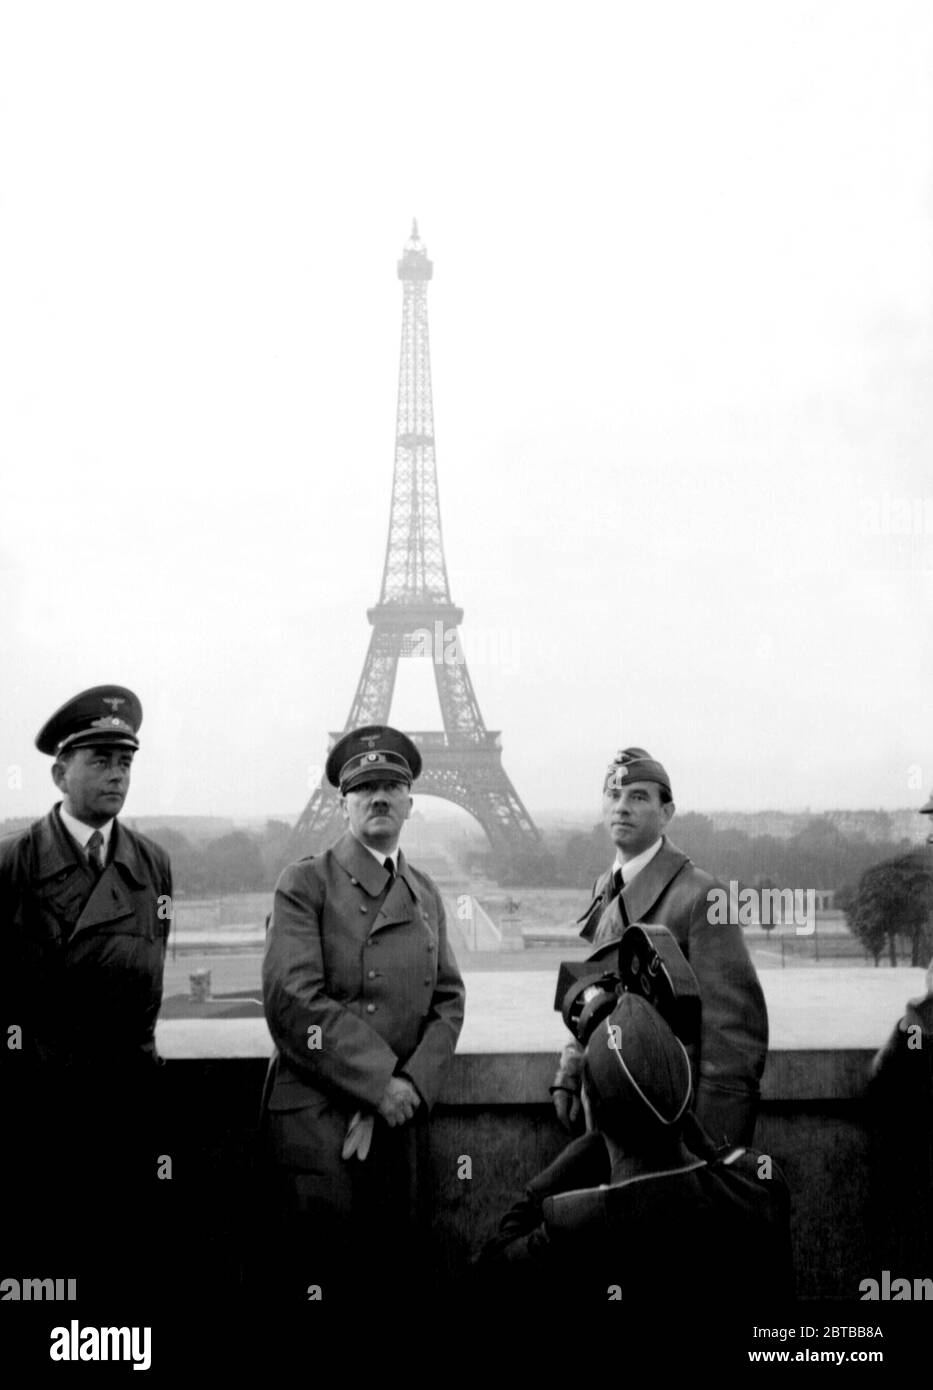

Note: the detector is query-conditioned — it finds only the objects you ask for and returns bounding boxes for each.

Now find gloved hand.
[341,1111,375,1161]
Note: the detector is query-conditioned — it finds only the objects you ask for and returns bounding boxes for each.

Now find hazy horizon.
[4,795,928,832]
[3,2,931,826]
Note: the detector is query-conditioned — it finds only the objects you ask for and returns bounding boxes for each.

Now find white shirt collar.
[361,842,398,873]
[58,804,115,857]
[614,836,663,885]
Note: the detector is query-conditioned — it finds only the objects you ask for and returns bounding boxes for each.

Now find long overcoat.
[261,831,465,1200]
[563,837,768,1146]
[0,805,172,1067]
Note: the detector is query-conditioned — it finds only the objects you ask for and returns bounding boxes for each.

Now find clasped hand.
[377,1075,421,1127]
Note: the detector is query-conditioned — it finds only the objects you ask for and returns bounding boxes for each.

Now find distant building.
[705,809,926,846]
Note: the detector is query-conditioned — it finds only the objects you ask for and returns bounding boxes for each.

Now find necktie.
[610,868,629,928]
[384,857,396,883]
[86,830,105,876]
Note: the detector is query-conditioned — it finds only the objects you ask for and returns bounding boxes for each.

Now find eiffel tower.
[290,222,541,858]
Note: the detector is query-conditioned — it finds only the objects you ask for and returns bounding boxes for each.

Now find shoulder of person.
[408,860,446,905]
[120,824,173,877]
[663,841,719,893]
[543,1183,607,1235]
[272,851,330,896]
[0,815,47,874]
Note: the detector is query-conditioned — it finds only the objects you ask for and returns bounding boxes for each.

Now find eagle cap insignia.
[102,696,125,711]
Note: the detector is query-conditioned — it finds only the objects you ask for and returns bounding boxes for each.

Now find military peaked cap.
[326,724,422,793]
[35,685,142,756]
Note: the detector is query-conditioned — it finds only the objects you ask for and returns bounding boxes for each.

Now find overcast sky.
[2,0,931,826]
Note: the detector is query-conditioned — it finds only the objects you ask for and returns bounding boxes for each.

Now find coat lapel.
[577,867,613,942]
[71,821,148,937]
[333,831,389,897]
[109,819,148,887]
[331,831,406,931]
[72,869,138,934]
[332,833,419,934]
[581,839,690,947]
[35,807,83,881]
[376,848,420,929]
[621,840,689,924]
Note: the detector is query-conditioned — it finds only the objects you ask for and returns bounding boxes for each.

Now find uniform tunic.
[260,830,465,1296]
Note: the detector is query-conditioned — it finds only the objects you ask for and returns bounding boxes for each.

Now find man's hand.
[377,1076,421,1128]
[551,1039,585,1133]
[551,1086,582,1133]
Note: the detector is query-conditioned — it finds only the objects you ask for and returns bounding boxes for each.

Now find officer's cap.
[326,724,422,794]
[604,746,672,797]
[36,685,142,757]
[583,993,691,1143]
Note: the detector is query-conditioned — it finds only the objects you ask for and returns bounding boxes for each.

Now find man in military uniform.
[261,725,466,1301]
[485,992,792,1306]
[0,685,173,1294]
[551,748,767,1148]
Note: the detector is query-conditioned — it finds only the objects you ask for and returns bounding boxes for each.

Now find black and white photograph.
[1,0,931,1372]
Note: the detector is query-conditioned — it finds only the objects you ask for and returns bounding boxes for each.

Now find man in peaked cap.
[0,685,173,1296]
[550,747,768,1149]
[483,993,792,1307]
[261,723,465,1302]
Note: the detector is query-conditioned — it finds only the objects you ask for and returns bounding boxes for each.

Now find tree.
[144,827,202,894]
[845,852,933,967]
[202,831,266,895]
[491,845,561,888]
[554,828,605,887]
[258,819,295,886]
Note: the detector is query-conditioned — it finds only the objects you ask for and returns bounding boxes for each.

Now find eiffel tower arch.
[290,223,541,860]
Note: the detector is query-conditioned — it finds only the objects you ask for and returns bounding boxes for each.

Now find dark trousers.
[254,1116,436,1306]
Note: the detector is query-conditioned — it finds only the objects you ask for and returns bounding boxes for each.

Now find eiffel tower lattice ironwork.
[290,222,541,858]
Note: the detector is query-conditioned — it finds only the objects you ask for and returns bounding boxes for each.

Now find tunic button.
[366,1003,376,1014]
[367,970,377,979]
[350,878,358,885]
[423,978,431,986]
[359,905,368,913]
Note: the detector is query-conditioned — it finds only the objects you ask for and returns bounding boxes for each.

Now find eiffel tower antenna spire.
[290,225,541,860]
